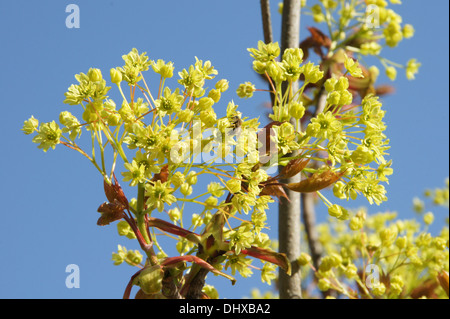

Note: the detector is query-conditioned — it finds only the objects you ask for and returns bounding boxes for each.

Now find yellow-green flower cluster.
[425,178,450,207]
[242,41,392,211]
[28,121,62,152]
[247,41,323,86]
[115,220,136,240]
[304,0,420,81]
[298,199,449,299]
[112,245,143,267]
[236,82,256,99]
[117,48,152,85]
[20,36,404,295]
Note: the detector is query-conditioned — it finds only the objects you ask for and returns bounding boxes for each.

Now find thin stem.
[136,182,158,265]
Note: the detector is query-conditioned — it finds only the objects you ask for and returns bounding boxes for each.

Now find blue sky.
[0,1,448,299]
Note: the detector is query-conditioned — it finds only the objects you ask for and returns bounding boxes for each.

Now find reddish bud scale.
[161,255,236,285]
[147,217,201,242]
[103,173,129,208]
[97,200,126,226]
[437,271,449,297]
[300,26,332,61]
[257,121,284,159]
[151,164,169,183]
[281,158,310,179]
[287,169,345,193]
[240,246,291,275]
[259,183,289,201]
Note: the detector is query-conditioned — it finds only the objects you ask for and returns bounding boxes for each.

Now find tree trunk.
[260,0,276,107]
[302,91,327,272]
[278,0,302,299]
[301,192,322,271]
[260,0,273,44]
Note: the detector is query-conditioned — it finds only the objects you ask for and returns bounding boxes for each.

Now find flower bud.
[380,228,396,246]
[369,66,380,81]
[319,256,333,272]
[22,116,39,135]
[215,79,229,92]
[372,283,386,296]
[312,5,325,23]
[361,42,382,55]
[337,207,350,221]
[208,88,221,103]
[152,60,174,78]
[324,78,337,92]
[282,47,304,64]
[186,171,198,185]
[192,213,203,227]
[226,179,242,194]
[200,109,217,127]
[318,278,330,291]
[197,97,215,111]
[217,118,231,133]
[297,253,312,266]
[236,82,256,99]
[289,102,306,120]
[168,208,181,222]
[171,172,185,188]
[203,211,212,224]
[112,246,126,265]
[390,275,404,296]
[301,62,324,83]
[252,60,267,74]
[406,59,421,80]
[402,24,415,39]
[251,169,268,185]
[349,216,364,230]
[330,253,342,267]
[107,113,121,126]
[395,236,408,249]
[205,196,218,210]
[333,181,346,199]
[117,220,136,239]
[180,183,193,196]
[339,90,353,105]
[118,102,134,123]
[178,109,194,123]
[344,264,358,279]
[82,107,98,122]
[88,68,103,82]
[351,145,375,165]
[91,100,104,112]
[207,182,225,198]
[328,204,343,218]
[327,91,341,105]
[386,66,397,81]
[335,77,349,91]
[110,68,122,84]
[59,111,77,129]
[344,55,364,78]
[433,237,447,251]
[125,249,143,266]
[266,61,284,82]
[423,212,434,225]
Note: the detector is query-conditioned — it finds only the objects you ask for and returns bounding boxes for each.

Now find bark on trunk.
[278,0,303,299]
